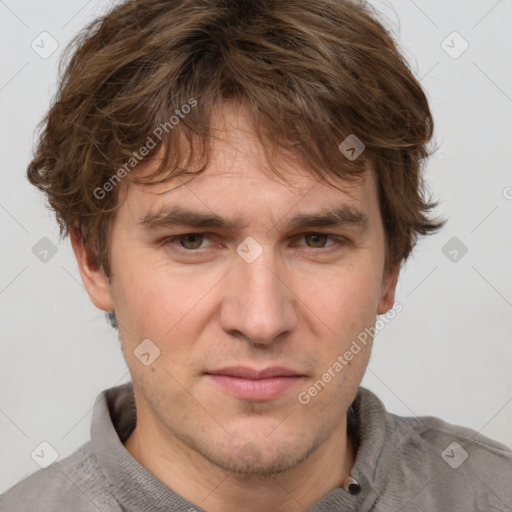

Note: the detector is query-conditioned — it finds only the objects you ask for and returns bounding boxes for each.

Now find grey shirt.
[1,382,511,511]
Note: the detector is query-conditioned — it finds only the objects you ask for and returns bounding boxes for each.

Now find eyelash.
[162,232,348,255]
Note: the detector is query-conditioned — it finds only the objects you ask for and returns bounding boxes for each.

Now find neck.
[124,411,355,512]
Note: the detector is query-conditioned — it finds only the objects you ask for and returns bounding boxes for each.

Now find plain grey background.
[1,0,511,494]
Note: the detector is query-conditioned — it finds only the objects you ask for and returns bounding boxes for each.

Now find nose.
[219,245,298,346]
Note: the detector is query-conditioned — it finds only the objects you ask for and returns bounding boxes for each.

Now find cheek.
[109,250,176,337]
[110,250,221,344]
[295,261,382,338]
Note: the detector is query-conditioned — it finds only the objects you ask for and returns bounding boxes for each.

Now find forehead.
[117,104,378,226]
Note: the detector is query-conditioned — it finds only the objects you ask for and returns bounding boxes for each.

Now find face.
[76,104,398,477]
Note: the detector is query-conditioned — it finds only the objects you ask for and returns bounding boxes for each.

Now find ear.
[69,226,114,312]
[377,263,400,315]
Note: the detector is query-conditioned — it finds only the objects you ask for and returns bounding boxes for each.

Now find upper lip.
[206,366,303,379]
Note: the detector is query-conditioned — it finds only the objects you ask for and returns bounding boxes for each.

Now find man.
[1,0,511,510]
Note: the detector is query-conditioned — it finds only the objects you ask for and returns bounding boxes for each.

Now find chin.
[206,445,309,478]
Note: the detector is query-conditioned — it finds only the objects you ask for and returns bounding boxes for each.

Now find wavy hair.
[28,0,445,286]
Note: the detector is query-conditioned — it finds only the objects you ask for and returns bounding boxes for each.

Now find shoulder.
[353,387,512,510]
[387,410,512,510]
[399,411,512,452]
[0,442,122,512]
[395,411,512,470]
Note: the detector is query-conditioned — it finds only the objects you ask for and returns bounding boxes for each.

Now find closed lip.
[205,366,304,379]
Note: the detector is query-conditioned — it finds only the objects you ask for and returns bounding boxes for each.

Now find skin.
[71,103,399,512]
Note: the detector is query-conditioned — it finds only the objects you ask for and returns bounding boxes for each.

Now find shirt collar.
[91,381,207,512]
[91,381,391,511]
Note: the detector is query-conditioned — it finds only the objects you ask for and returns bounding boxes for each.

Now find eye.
[300,233,332,249]
[295,233,347,252]
[162,232,348,255]
[164,233,212,251]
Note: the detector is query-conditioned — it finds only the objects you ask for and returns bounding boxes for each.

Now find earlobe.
[377,264,400,315]
[69,226,114,312]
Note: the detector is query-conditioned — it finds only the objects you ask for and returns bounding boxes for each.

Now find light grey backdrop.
[1,0,511,494]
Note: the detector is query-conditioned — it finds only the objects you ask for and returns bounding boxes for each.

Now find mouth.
[204,366,305,401]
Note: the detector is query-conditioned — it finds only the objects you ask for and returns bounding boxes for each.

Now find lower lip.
[206,374,303,401]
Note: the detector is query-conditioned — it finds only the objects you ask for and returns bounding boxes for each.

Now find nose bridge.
[220,241,297,345]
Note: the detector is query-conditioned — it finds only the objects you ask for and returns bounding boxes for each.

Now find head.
[28,0,445,476]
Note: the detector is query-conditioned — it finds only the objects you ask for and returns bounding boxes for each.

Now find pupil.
[309,234,326,247]
[183,234,202,249]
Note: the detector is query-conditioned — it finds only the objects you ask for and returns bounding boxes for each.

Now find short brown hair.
[28,0,445,283]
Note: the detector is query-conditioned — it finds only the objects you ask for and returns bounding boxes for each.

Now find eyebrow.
[137,205,369,232]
